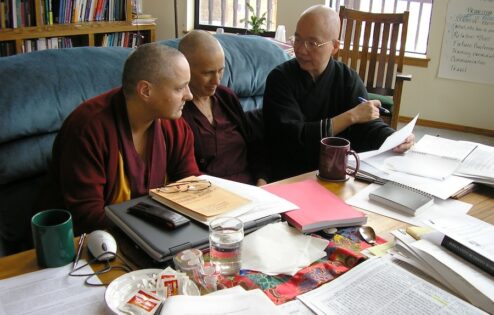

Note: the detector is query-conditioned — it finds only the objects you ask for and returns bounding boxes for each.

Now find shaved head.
[299,5,340,41]
[178,30,225,98]
[178,30,224,64]
[122,43,185,96]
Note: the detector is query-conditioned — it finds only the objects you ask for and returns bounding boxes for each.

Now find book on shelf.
[149,176,251,223]
[262,179,367,233]
[369,181,434,216]
[132,13,156,25]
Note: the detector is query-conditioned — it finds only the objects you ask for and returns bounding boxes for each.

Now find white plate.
[105,269,163,314]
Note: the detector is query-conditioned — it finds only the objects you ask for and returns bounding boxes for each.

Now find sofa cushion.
[0,47,131,249]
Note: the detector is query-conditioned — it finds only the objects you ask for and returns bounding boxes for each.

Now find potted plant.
[241,3,267,35]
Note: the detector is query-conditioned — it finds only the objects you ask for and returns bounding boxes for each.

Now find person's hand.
[256,178,268,186]
[392,134,415,153]
[350,99,381,123]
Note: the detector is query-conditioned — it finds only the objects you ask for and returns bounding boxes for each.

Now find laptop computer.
[105,196,281,264]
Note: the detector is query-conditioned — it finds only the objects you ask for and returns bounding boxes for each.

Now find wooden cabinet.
[0,0,155,56]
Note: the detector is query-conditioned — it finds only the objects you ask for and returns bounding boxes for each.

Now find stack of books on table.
[149,175,298,225]
[262,179,367,233]
[389,215,494,314]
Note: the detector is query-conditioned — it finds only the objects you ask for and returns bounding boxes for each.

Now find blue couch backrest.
[0,35,289,256]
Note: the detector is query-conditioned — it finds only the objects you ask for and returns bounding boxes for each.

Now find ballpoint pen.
[73,233,86,269]
[358,97,391,115]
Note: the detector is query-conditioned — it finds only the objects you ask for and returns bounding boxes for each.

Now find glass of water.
[209,217,244,276]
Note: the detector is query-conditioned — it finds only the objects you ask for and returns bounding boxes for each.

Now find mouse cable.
[68,251,133,286]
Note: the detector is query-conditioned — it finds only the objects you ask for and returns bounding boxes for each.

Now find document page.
[160,288,282,315]
[359,114,418,160]
[456,143,494,182]
[298,257,486,314]
[425,215,494,263]
[411,135,478,160]
[0,260,110,315]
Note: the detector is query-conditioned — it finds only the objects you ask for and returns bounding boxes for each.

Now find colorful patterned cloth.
[217,226,386,304]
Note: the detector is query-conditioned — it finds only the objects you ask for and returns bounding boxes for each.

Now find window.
[194,0,278,35]
[327,0,433,55]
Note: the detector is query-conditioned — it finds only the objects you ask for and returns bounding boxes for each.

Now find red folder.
[263,179,367,233]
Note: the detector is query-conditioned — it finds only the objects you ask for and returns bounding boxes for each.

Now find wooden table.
[1,172,493,282]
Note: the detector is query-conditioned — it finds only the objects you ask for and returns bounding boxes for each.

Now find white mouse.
[86,230,117,261]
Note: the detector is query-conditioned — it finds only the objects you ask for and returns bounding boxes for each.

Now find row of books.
[0,0,35,29]
[100,31,144,48]
[22,37,74,52]
[0,41,15,56]
[42,0,125,25]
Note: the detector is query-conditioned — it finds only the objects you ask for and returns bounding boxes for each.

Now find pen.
[73,233,86,269]
[358,97,390,115]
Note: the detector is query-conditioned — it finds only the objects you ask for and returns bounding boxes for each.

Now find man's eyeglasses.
[158,180,212,193]
[289,36,334,50]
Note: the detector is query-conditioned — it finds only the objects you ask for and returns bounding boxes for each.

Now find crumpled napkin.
[241,222,329,276]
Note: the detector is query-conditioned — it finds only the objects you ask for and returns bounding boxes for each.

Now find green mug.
[31,209,76,268]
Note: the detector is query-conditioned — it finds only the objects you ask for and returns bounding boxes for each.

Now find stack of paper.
[150,175,298,225]
[455,143,494,186]
[389,220,494,314]
[149,176,251,222]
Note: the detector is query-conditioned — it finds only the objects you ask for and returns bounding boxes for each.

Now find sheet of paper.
[277,299,316,315]
[359,114,418,160]
[200,175,298,223]
[424,215,494,263]
[363,152,473,199]
[456,143,494,181]
[412,134,478,160]
[346,184,471,226]
[411,240,494,313]
[241,222,329,276]
[0,260,110,315]
[297,256,486,315]
[160,288,282,315]
[384,154,461,180]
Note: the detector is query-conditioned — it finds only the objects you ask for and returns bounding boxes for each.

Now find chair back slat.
[336,6,409,129]
[376,22,390,87]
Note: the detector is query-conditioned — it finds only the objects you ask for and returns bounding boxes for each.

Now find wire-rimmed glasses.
[157,180,212,193]
[289,36,334,50]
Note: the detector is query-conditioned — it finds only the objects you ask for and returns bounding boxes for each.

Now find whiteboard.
[438,0,494,85]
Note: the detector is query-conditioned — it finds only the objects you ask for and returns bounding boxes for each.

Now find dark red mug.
[318,137,360,181]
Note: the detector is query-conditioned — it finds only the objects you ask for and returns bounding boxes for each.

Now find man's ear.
[136,80,152,100]
[331,39,340,56]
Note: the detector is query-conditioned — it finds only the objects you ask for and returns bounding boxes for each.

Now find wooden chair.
[337,6,411,129]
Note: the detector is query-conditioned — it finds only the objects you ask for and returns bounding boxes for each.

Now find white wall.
[147,0,493,131]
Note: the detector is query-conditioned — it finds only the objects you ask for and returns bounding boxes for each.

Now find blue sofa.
[0,35,289,257]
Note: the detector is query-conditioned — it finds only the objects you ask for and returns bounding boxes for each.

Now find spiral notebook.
[369,182,434,216]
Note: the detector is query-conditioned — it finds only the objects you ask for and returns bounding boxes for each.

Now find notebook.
[369,182,434,216]
[263,179,367,233]
[105,196,281,263]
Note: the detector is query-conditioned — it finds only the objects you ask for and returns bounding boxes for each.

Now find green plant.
[241,3,267,34]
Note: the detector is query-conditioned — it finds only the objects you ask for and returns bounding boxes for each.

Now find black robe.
[263,58,394,181]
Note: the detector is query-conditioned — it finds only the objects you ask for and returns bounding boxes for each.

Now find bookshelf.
[0,0,155,56]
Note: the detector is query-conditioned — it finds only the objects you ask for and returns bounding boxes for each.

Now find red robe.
[38,88,200,234]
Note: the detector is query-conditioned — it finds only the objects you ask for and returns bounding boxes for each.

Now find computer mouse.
[86,230,117,261]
